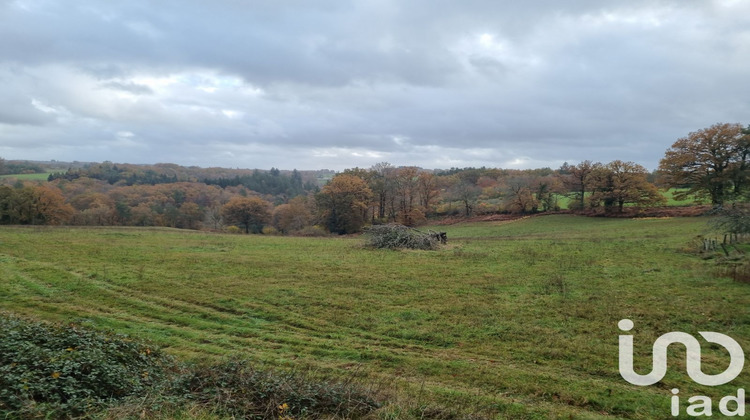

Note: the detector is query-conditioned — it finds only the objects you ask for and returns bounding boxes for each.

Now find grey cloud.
[99,81,154,95]
[0,0,749,170]
[0,97,54,126]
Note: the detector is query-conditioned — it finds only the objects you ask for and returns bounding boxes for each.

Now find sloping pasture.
[1,215,747,419]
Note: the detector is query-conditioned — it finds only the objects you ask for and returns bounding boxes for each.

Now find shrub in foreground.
[0,313,381,419]
[186,359,380,419]
[0,313,177,418]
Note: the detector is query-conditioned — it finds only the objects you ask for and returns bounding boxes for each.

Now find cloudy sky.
[0,0,748,171]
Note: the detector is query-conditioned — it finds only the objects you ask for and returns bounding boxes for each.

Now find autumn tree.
[221,196,272,233]
[0,185,73,225]
[659,122,750,205]
[361,166,437,224]
[130,202,158,226]
[70,193,115,225]
[273,195,313,233]
[33,185,75,225]
[177,202,204,229]
[316,174,373,234]
[563,160,599,210]
[343,167,380,222]
[589,160,665,212]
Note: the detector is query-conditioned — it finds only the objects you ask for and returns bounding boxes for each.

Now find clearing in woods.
[1,215,748,418]
[0,172,54,181]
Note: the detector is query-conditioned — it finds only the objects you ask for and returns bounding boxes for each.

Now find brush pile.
[365,224,446,250]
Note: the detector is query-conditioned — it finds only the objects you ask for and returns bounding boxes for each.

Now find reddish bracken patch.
[578,206,712,218]
[428,206,711,225]
[430,213,525,225]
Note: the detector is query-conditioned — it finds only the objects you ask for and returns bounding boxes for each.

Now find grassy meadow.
[0,172,54,181]
[552,188,702,210]
[1,215,748,419]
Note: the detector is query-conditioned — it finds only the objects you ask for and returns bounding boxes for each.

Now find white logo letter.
[618,319,744,386]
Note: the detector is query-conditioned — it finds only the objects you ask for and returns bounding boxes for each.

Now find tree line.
[1,122,747,234]
[0,160,666,234]
[47,162,319,197]
[0,158,46,176]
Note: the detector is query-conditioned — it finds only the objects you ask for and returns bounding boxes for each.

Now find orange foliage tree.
[272,196,313,233]
[659,122,750,205]
[589,161,665,212]
[221,196,272,233]
[33,186,75,225]
[316,174,373,234]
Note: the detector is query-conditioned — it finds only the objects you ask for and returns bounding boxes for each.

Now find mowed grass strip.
[1,216,748,419]
[0,172,54,181]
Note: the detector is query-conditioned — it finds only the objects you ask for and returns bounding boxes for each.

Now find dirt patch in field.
[428,206,711,225]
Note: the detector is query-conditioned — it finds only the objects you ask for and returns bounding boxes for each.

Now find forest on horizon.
[1,122,748,235]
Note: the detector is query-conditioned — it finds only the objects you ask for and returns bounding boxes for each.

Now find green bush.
[224,225,242,234]
[261,226,280,235]
[0,313,177,418]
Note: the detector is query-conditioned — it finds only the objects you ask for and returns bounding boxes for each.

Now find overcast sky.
[0,0,748,171]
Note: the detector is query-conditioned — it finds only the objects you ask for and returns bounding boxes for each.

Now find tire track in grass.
[5,254,430,362]
[2,256,285,353]
[95,282,650,419]
[5,253,588,368]
[7,253,528,376]
[2,253,646,418]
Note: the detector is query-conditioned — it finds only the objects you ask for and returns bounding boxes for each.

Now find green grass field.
[553,188,702,210]
[1,216,748,419]
[0,172,53,181]
[662,188,707,206]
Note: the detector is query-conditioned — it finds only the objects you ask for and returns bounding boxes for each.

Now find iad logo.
[618,319,746,417]
[618,319,744,386]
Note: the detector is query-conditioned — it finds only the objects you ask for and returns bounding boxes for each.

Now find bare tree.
[505,176,538,213]
[369,162,395,221]
[416,172,439,215]
[447,178,481,217]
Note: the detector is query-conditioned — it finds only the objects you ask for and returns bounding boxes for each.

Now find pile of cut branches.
[365,224,445,250]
